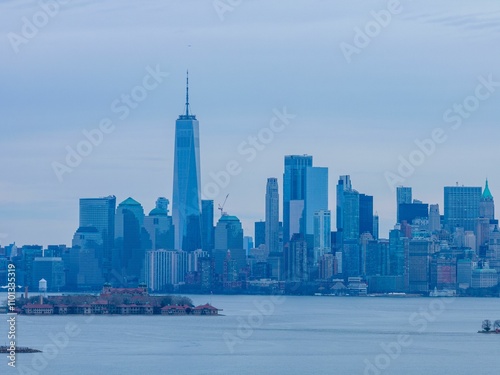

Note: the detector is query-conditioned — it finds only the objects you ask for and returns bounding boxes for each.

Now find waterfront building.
[408,239,432,293]
[284,233,308,282]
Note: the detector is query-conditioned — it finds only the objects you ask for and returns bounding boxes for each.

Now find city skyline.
[1,0,500,246]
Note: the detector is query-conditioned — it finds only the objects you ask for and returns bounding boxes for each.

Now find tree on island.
[482,320,492,332]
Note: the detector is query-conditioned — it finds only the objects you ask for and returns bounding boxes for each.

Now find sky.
[1,0,500,247]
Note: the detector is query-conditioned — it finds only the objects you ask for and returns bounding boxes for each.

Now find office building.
[396,186,412,223]
[172,73,202,251]
[283,155,313,242]
[265,178,280,253]
[444,186,481,232]
[79,195,116,279]
[201,200,215,252]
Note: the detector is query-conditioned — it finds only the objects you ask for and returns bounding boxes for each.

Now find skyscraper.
[336,175,352,234]
[283,155,313,243]
[304,166,328,237]
[428,204,441,232]
[444,185,481,232]
[313,210,331,265]
[172,72,202,252]
[79,195,116,280]
[396,186,412,223]
[114,197,146,283]
[254,221,265,248]
[480,179,494,220]
[265,178,280,253]
[359,193,374,236]
[201,200,215,252]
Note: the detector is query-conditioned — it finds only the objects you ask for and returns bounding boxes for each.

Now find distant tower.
[79,195,116,280]
[480,179,494,220]
[428,204,441,232]
[39,278,47,304]
[172,71,202,251]
[396,186,412,223]
[265,178,280,253]
[444,186,481,232]
[283,155,313,243]
[373,213,379,240]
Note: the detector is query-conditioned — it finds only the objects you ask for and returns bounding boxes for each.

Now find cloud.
[403,10,500,34]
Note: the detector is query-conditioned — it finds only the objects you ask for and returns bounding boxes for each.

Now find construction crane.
[218,194,229,216]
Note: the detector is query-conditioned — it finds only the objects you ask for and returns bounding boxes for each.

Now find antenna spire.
[185,70,190,116]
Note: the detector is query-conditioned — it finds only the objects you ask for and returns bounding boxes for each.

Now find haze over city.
[1,0,500,246]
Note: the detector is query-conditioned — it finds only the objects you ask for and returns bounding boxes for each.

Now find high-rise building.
[172,72,202,252]
[144,197,174,251]
[79,195,116,279]
[32,257,65,291]
[396,186,412,223]
[398,202,429,224]
[265,178,280,253]
[201,200,215,252]
[214,214,244,251]
[373,213,379,240]
[480,179,494,220]
[428,204,441,232]
[336,175,352,240]
[359,194,374,236]
[114,197,146,284]
[304,167,328,237]
[343,190,360,241]
[283,155,313,242]
[284,233,308,281]
[254,221,265,248]
[444,186,481,232]
[313,210,331,265]
[408,239,432,293]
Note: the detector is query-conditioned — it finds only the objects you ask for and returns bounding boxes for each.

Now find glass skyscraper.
[79,195,116,279]
[396,186,412,223]
[304,166,328,236]
[283,155,313,243]
[444,186,481,232]
[172,73,202,251]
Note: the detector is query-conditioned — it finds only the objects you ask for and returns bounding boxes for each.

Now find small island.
[6,283,222,316]
[478,319,500,334]
[0,346,42,353]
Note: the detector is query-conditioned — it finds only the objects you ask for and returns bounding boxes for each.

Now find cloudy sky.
[1,0,500,247]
